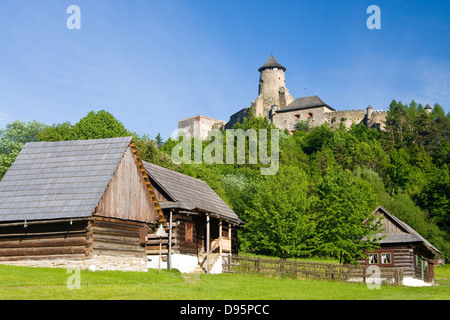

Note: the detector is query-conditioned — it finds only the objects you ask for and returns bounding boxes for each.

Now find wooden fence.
[435,274,450,285]
[223,255,403,285]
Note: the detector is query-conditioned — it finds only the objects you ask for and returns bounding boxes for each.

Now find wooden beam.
[0,218,92,228]
[206,214,210,274]
[168,210,173,271]
[129,140,166,225]
[219,219,222,256]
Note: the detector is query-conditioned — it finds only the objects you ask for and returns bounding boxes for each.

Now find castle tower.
[424,104,432,114]
[366,105,373,120]
[252,54,293,118]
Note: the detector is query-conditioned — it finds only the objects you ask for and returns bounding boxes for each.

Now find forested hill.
[1,101,449,262]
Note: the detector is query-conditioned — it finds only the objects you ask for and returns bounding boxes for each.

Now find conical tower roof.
[258,54,286,72]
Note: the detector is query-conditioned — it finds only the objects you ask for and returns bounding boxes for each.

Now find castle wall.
[367,111,387,131]
[271,108,387,133]
[178,115,226,140]
[273,106,334,132]
[226,107,250,129]
[323,110,367,129]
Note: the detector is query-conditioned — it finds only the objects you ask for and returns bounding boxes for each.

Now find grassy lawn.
[0,264,449,300]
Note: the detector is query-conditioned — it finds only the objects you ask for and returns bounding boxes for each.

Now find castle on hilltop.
[178,55,389,139]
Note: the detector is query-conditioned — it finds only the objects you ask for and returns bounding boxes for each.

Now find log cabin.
[0,136,243,273]
[359,206,441,286]
[143,161,244,273]
[0,137,165,271]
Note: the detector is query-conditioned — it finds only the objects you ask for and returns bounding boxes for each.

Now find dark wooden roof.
[143,161,243,225]
[0,137,133,222]
[258,54,286,72]
[372,206,441,257]
[278,95,335,113]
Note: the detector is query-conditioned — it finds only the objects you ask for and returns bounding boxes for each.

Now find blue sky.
[0,0,449,139]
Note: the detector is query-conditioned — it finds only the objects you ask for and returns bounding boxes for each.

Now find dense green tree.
[302,124,334,155]
[38,110,132,142]
[413,166,450,232]
[72,110,131,139]
[312,169,382,263]
[238,166,315,259]
[0,120,48,180]
[37,121,75,141]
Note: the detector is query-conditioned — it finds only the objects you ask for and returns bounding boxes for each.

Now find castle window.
[292,114,300,119]
[307,113,313,119]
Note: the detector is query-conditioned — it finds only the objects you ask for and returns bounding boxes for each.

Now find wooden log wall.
[356,244,417,277]
[0,220,91,262]
[90,217,147,258]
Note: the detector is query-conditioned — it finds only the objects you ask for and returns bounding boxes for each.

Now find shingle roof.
[0,137,133,222]
[258,54,286,72]
[373,206,441,257]
[278,95,335,112]
[143,161,243,225]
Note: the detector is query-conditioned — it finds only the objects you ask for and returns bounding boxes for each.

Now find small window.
[368,253,378,264]
[222,229,229,239]
[185,222,193,243]
[381,253,391,264]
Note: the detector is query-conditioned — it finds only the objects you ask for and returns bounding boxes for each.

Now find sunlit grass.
[0,264,448,300]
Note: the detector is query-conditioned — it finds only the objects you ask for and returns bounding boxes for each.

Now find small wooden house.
[143,161,244,273]
[359,206,441,285]
[0,136,243,273]
[0,137,165,271]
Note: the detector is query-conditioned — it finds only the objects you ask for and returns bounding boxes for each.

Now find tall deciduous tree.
[313,169,382,263]
[72,110,131,139]
[241,166,315,259]
[0,120,48,180]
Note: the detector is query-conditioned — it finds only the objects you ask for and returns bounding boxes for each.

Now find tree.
[384,147,412,195]
[72,110,131,140]
[414,166,450,232]
[133,134,180,171]
[37,121,76,141]
[312,169,382,263]
[238,166,315,259]
[155,133,164,148]
[302,124,334,155]
[0,120,48,180]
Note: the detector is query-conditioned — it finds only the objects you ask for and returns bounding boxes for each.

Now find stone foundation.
[0,255,148,272]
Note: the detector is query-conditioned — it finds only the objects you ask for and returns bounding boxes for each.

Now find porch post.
[229,224,232,257]
[168,210,173,271]
[206,214,210,274]
[219,219,222,256]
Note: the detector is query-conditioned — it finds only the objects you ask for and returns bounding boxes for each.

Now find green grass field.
[0,264,449,300]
